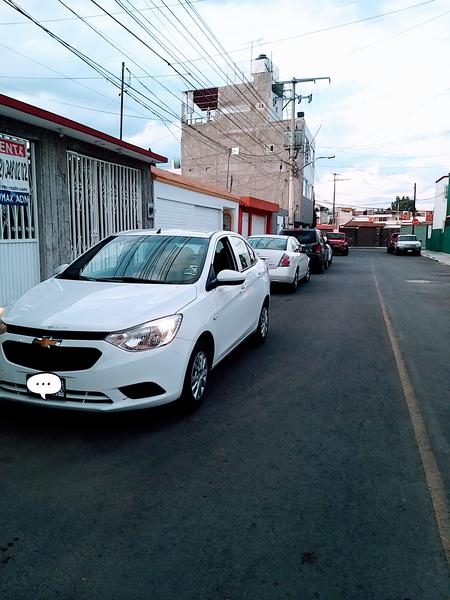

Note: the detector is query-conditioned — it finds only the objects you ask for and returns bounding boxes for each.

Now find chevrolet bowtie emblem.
[33,337,62,349]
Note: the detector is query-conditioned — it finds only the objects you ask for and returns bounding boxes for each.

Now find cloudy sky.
[1,0,449,210]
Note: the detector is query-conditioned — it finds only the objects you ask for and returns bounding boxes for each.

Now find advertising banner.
[0,138,30,206]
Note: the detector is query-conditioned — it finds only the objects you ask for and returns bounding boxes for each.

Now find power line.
[0,0,205,25]
[171,0,439,65]
[84,0,288,174]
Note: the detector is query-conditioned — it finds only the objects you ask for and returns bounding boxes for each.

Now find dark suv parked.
[280,228,327,273]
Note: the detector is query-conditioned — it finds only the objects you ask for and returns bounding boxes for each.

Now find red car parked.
[387,232,399,253]
[325,232,349,255]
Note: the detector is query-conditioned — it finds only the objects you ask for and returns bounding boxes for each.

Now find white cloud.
[0,0,449,210]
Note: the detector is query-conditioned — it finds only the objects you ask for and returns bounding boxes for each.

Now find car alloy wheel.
[190,350,208,401]
[179,343,210,411]
[303,266,311,282]
[252,303,269,345]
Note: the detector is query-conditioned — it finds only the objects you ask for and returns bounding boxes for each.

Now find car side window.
[246,241,258,266]
[211,237,237,278]
[229,236,253,271]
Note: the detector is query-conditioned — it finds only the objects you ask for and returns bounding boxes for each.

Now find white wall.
[154,180,239,232]
[433,177,448,230]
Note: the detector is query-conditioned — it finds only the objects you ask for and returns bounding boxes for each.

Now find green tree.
[391,196,415,212]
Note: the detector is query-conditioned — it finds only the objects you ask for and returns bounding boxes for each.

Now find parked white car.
[0,230,270,412]
[394,234,422,255]
[247,234,310,291]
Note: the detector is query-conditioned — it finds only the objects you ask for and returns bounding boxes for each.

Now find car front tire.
[252,301,269,345]
[178,343,210,411]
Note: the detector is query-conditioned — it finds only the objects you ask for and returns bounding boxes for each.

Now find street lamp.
[301,154,335,171]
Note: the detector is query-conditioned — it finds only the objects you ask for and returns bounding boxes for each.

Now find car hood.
[3,277,197,332]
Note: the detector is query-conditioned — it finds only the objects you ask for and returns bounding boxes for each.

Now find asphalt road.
[1,249,449,600]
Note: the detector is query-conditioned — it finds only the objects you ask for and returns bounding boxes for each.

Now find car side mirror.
[216,269,245,286]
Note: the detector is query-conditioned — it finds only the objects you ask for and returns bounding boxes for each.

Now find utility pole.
[288,79,297,227]
[332,173,349,226]
[119,61,125,140]
[332,172,338,226]
[277,76,330,227]
[412,182,417,233]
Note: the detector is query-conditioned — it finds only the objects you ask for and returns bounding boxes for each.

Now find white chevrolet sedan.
[247,234,310,291]
[0,230,270,412]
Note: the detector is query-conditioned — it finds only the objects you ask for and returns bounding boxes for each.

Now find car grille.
[6,325,107,340]
[2,341,102,372]
[0,381,112,404]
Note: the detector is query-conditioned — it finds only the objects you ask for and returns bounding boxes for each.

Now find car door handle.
[257,271,264,278]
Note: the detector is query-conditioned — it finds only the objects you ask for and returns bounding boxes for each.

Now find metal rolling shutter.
[155,198,221,232]
[194,205,221,231]
[155,198,194,229]
[252,214,266,235]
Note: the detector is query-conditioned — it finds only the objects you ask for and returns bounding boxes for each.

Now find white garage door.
[155,198,221,232]
[252,214,266,235]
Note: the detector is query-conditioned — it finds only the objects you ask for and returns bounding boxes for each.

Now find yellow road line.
[372,262,450,567]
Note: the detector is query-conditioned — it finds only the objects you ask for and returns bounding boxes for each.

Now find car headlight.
[0,307,6,335]
[105,314,182,352]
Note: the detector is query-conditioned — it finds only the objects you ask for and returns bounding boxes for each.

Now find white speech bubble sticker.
[26,372,62,400]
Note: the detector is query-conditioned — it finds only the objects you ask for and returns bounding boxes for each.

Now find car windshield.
[398,235,417,241]
[285,230,316,244]
[248,237,287,250]
[59,235,209,284]
[327,233,345,239]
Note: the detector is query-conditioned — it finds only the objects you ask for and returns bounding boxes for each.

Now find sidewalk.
[422,249,450,267]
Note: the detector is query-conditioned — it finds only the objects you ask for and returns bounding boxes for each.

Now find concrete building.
[181,55,316,226]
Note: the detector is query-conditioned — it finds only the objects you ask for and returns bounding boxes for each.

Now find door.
[194,205,221,231]
[252,214,266,235]
[241,211,249,237]
[155,198,221,233]
[229,235,264,336]
[209,236,245,360]
[67,152,142,259]
[0,136,40,306]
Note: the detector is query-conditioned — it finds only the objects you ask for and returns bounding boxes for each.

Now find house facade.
[0,94,166,306]
[427,174,450,253]
[151,167,240,233]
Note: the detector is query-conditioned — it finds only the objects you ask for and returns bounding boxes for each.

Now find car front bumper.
[0,332,193,412]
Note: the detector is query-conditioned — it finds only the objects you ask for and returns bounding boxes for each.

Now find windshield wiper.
[58,274,97,281]
[94,276,161,283]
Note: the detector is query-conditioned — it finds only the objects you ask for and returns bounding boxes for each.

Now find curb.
[421,251,450,267]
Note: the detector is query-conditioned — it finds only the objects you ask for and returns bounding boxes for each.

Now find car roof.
[117,228,232,239]
[248,234,291,239]
[280,228,316,232]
